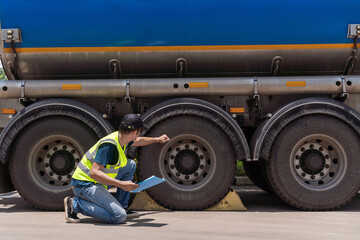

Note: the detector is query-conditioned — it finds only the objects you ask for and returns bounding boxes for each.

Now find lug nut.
[185,144,189,149]
[53,147,58,151]
[301,173,306,177]
[295,165,300,169]
[46,154,51,158]
[320,172,325,177]
[200,155,204,159]
[311,175,315,180]
[185,175,189,180]
[194,148,198,152]
[49,172,54,176]
[176,147,180,152]
[63,145,67,150]
[200,165,204,169]
[170,165,175,169]
[176,172,180,177]
[194,172,199,177]
[58,176,62,181]
[67,174,72,179]
[44,163,50,167]
[325,164,330,168]
[170,155,175,159]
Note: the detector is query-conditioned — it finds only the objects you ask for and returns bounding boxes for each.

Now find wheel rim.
[290,134,347,191]
[29,135,83,192]
[159,134,216,191]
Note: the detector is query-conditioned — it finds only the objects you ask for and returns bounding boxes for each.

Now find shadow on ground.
[1,186,360,213]
[233,185,360,212]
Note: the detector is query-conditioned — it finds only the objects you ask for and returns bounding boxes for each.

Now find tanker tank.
[1,0,360,212]
[1,0,359,80]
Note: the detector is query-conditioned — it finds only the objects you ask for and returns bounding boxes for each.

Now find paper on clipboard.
[131,175,166,193]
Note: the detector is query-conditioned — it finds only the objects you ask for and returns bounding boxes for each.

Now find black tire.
[243,161,272,193]
[9,117,99,210]
[139,116,236,210]
[266,115,360,210]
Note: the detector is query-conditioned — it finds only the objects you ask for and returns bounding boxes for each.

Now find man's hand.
[119,181,139,192]
[157,134,170,143]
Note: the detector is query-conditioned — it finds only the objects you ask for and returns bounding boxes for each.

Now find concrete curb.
[235,176,253,186]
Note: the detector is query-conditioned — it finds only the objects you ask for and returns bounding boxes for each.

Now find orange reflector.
[189,82,209,88]
[286,81,306,87]
[1,108,16,114]
[230,108,245,113]
[62,84,82,90]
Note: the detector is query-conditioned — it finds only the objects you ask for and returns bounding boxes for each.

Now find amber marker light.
[62,84,82,90]
[286,81,306,87]
[1,108,16,114]
[230,108,245,113]
[189,82,209,88]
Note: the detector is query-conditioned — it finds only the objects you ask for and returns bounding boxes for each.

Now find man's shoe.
[64,197,81,223]
[126,209,140,218]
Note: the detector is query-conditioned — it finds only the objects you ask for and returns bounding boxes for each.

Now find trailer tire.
[266,115,360,210]
[138,115,236,210]
[243,161,272,193]
[9,117,98,210]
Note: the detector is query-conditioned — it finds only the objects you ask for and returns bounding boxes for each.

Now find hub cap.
[290,134,347,191]
[159,134,216,191]
[30,136,82,191]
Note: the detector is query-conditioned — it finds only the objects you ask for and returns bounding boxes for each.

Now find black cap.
[119,113,149,131]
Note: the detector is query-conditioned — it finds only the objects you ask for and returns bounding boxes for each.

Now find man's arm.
[90,162,139,191]
[132,134,170,147]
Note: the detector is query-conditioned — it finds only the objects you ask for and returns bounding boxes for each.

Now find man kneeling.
[64,113,170,223]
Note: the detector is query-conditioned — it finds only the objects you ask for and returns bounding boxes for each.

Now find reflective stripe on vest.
[72,131,128,188]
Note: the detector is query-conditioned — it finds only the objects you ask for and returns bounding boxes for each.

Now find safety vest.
[72,131,128,188]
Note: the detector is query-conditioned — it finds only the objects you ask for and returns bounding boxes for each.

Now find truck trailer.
[1,0,360,210]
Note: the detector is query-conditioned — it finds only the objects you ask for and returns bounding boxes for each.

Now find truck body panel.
[1,0,360,211]
[1,0,359,79]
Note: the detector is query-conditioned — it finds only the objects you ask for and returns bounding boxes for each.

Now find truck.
[1,0,360,211]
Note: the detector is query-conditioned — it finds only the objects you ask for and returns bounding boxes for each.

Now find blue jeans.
[72,159,136,224]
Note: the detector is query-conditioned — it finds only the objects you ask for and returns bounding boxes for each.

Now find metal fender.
[252,97,360,161]
[141,97,250,161]
[0,98,113,164]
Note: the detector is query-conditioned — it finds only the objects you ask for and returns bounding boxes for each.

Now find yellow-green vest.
[72,131,128,188]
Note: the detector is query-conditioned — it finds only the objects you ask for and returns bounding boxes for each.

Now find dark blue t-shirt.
[70,143,122,188]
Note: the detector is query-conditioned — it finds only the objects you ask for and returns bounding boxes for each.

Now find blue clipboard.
[131,175,166,193]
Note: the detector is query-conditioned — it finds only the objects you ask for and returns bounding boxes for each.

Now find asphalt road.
[1,186,359,240]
